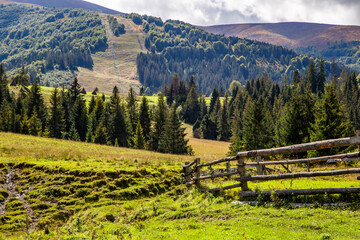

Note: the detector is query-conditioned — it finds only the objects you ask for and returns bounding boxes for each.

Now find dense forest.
[297,41,360,72]
[137,17,341,95]
[162,59,360,156]
[0,64,192,155]
[0,4,107,86]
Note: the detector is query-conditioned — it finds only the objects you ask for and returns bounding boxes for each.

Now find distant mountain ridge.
[10,0,123,14]
[201,22,360,50]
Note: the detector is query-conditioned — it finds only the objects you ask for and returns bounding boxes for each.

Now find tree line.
[164,59,358,157]
[0,64,192,155]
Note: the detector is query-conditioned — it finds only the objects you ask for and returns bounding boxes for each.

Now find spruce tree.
[26,79,47,130]
[94,122,108,144]
[0,64,10,104]
[182,86,200,124]
[317,58,326,94]
[217,93,231,141]
[310,85,353,156]
[68,77,81,105]
[12,65,30,87]
[306,59,317,93]
[158,105,191,155]
[229,108,242,155]
[148,94,167,151]
[134,121,145,149]
[0,100,11,131]
[343,72,360,129]
[241,99,273,150]
[109,86,130,146]
[21,116,30,135]
[292,69,301,85]
[49,87,64,138]
[127,87,138,133]
[200,114,217,140]
[88,96,96,115]
[139,97,151,141]
[209,88,219,114]
[29,109,41,136]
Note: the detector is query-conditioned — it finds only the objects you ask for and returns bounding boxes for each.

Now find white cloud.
[85,0,360,26]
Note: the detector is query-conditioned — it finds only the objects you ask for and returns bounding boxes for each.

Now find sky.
[84,0,360,26]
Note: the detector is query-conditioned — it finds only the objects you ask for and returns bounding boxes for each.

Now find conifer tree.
[176,79,187,106]
[217,93,231,141]
[94,122,108,144]
[306,59,317,93]
[158,105,191,155]
[127,87,138,132]
[343,72,360,129]
[134,121,145,149]
[88,96,96,115]
[21,116,30,134]
[0,100,10,131]
[0,64,10,104]
[182,86,200,124]
[93,96,105,126]
[68,77,81,105]
[69,123,80,141]
[29,109,41,136]
[12,65,30,87]
[139,97,151,141]
[209,88,219,114]
[317,58,326,94]
[200,114,217,140]
[241,99,273,150]
[229,108,242,155]
[49,87,64,138]
[310,85,353,156]
[27,79,47,130]
[148,94,167,151]
[292,69,301,85]
[199,95,207,120]
[109,86,130,146]
[71,98,88,141]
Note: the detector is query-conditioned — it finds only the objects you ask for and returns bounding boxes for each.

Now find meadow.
[0,132,360,239]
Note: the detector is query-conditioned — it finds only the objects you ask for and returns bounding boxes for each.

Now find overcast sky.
[85,0,360,26]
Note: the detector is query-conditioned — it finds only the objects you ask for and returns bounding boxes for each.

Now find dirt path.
[1,168,37,230]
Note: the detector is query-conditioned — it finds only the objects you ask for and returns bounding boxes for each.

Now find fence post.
[194,158,201,187]
[357,130,360,152]
[255,156,264,175]
[183,162,192,187]
[237,158,249,191]
[226,162,231,180]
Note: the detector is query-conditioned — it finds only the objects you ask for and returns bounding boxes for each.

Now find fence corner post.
[183,161,192,188]
[237,158,249,191]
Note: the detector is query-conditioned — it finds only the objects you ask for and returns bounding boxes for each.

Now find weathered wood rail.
[183,132,360,196]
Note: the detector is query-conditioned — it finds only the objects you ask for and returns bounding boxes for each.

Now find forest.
[0,4,108,86]
[0,64,192,155]
[137,17,341,95]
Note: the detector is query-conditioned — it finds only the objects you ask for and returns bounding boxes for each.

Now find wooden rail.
[183,132,360,197]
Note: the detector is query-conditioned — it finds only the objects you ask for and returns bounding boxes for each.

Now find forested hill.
[201,22,360,72]
[137,19,339,95]
[0,4,108,86]
[10,0,123,14]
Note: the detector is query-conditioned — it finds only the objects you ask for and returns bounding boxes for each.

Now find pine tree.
[139,97,151,141]
[94,122,108,144]
[68,77,81,105]
[310,85,353,156]
[134,121,145,149]
[182,86,200,124]
[71,98,88,141]
[343,72,360,129]
[21,116,30,135]
[158,105,191,155]
[148,94,167,151]
[49,87,64,138]
[217,93,231,141]
[176,79,187,106]
[0,100,11,131]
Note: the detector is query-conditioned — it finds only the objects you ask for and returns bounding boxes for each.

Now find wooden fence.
[183,132,360,197]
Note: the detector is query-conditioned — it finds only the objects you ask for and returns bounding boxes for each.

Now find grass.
[1,132,360,239]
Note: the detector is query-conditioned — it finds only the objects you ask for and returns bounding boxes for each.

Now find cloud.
[85,0,360,26]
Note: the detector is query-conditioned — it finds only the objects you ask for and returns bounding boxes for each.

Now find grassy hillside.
[77,14,147,94]
[1,133,360,239]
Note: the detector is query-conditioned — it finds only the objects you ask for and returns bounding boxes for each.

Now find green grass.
[1,132,360,239]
